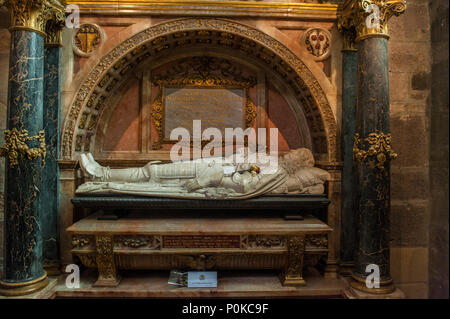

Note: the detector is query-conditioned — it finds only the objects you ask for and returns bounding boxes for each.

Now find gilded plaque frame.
[151,73,257,150]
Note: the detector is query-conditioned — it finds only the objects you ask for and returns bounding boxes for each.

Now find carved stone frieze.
[72,235,95,250]
[247,235,286,249]
[114,235,161,249]
[305,234,328,249]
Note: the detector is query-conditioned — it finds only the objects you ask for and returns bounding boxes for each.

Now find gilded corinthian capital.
[0,0,66,38]
[338,0,406,42]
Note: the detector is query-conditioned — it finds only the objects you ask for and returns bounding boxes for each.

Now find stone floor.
[53,269,348,299]
[0,268,348,299]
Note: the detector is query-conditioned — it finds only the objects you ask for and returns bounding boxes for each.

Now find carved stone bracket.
[94,235,120,287]
[353,132,398,170]
[0,0,66,37]
[337,0,406,42]
[281,235,306,286]
[0,128,46,168]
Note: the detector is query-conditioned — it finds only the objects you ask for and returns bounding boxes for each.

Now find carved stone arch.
[62,18,337,162]
[94,47,314,157]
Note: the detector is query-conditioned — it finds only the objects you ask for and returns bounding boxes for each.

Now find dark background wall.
[429,0,449,299]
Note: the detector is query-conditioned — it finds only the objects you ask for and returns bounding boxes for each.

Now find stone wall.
[388,0,433,299]
[429,0,449,299]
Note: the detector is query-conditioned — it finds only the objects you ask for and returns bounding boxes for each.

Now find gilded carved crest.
[73,24,104,57]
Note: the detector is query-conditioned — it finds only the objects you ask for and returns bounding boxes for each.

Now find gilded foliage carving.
[353,132,398,170]
[95,235,117,281]
[0,128,46,168]
[286,236,305,277]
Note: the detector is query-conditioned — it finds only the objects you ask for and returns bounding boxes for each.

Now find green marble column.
[338,0,406,294]
[340,37,358,274]
[42,41,62,276]
[0,0,66,296]
[0,29,48,296]
[352,37,397,293]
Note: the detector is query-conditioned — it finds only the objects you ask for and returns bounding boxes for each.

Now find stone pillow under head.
[294,167,331,188]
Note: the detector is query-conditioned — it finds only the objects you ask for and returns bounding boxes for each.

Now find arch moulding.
[61,18,338,162]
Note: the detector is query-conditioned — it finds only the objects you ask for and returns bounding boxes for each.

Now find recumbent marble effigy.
[77,148,331,199]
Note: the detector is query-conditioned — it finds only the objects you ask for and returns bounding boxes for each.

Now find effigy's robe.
[76,168,288,200]
[75,148,329,199]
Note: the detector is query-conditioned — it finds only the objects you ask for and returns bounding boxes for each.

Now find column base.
[343,286,405,299]
[324,262,339,279]
[0,272,49,296]
[44,264,61,276]
[339,263,354,277]
[350,273,395,294]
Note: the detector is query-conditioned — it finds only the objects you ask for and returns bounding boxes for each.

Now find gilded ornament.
[0,128,46,168]
[73,24,104,57]
[150,92,163,150]
[0,0,65,37]
[337,0,406,42]
[353,132,398,170]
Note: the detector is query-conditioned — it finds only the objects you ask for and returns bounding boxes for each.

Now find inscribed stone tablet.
[164,87,244,138]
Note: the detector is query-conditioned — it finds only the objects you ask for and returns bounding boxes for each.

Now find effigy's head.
[281,148,315,170]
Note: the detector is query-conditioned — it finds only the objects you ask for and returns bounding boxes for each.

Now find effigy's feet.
[80,153,110,181]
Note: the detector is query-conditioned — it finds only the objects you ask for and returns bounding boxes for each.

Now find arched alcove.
[62,18,337,162]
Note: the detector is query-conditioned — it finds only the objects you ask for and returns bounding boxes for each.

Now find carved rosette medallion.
[353,132,398,170]
[338,0,406,42]
[302,28,331,61]
[73,24,105,57]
